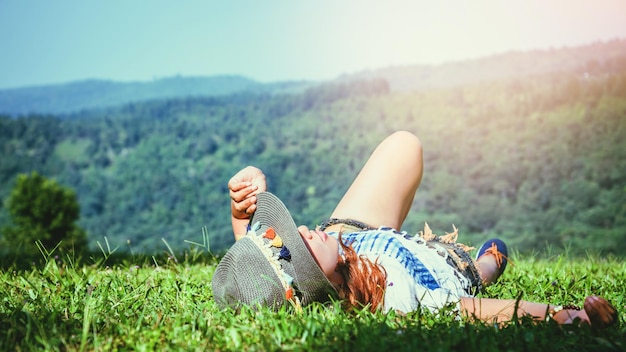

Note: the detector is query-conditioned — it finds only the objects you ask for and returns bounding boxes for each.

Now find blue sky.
[1,0,625,89]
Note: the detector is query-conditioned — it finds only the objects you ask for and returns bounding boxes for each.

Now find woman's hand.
[228,166,267,220]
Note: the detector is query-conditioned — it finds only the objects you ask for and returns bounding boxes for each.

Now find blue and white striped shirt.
[329,227,472,313]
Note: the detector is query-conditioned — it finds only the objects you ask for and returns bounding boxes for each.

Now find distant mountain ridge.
[0,75,312,116]
[1,38,625,116]
[338,39,626,91]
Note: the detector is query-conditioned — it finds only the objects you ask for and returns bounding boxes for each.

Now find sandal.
[547,295,618,328]
[475,238,509,281]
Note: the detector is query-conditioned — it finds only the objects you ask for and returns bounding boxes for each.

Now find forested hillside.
[0,45,625,255]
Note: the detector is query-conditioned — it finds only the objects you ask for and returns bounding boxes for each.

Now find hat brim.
[251,192,338,305]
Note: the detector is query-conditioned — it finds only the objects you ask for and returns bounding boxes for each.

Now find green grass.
[1,247,624,351]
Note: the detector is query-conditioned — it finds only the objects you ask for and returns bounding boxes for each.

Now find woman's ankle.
[477,255,499,285]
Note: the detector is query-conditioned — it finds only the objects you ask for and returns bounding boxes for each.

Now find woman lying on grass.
[212,131,618,328]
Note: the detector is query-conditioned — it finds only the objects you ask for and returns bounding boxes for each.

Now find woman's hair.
[334,232,387,312]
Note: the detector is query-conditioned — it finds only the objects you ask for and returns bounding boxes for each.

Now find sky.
[1,0,626,90]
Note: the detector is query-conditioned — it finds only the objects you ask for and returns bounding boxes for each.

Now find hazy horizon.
[1,0,625,90]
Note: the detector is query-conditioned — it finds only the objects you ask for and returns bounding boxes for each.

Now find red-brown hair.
[334,233,387,312]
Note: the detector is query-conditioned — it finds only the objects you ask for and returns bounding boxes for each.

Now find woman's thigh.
[329,131,424,229]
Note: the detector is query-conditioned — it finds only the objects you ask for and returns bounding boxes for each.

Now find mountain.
[337,39,626,91]
[0,75,312,116]
[2,39,626,117]
[0,39,625,254]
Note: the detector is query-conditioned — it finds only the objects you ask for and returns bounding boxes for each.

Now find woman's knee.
[385,131,423,163]
[387,131,421,149]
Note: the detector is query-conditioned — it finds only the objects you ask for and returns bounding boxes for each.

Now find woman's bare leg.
[329,131,423,229]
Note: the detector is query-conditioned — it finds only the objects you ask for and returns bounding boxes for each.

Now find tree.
[1,172,87,254]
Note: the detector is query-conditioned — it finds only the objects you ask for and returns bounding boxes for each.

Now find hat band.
[246,221,302,310]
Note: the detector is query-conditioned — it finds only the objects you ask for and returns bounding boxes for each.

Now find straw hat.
[212,192,338,310]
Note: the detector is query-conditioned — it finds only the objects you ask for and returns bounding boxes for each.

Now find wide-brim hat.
[211,192,338,310]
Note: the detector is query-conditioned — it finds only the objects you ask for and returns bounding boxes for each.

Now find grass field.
[1,244,624,351]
